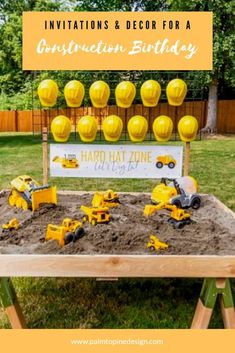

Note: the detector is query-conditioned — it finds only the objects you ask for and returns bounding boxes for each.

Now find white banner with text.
[50,144,183,179]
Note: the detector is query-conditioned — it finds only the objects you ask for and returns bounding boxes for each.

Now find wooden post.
[42,127,49,185]
[191,278,235,329]
[184,141,190,176]
[0,278,26,329]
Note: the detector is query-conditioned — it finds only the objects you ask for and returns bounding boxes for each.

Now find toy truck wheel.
[149,246,155,251]
[191,197,201,209]
[64,232,74,245]
[168,162,175,169]
[74,227,85,241]
[156,162,163,168]
[171,199,182,208]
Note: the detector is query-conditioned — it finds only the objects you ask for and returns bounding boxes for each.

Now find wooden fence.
[0,100,235,133]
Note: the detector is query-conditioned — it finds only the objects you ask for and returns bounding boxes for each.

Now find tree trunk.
[201,77,218,133]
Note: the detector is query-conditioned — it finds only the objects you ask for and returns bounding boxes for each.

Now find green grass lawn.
[0,133,235,328]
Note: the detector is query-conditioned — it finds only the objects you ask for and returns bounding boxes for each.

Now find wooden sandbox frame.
[1,129,235,329]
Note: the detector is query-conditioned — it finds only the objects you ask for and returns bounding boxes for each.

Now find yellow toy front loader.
[45,218,84,247]
[8,175,57,211]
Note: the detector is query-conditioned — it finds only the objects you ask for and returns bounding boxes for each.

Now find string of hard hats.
[37,78,198,143]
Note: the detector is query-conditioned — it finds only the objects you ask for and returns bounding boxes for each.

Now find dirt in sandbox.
[0,191,235,255]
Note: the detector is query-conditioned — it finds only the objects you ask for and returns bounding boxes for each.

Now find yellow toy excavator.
[144,202,191,229]
[8,175,57,211]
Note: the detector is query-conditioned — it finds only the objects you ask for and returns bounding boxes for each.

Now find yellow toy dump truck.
[53,154,79,168]
[8,175,57,211]
[92,190,120,208]
[80,205,110,226]
[147,235,168,251]
[45,218,84,247]
[156,155,176,169]
[2,218,20,232]
[144,202,191,229]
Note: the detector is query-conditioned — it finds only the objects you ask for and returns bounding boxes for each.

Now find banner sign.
[50,144,183,179]
[23,11,212,70]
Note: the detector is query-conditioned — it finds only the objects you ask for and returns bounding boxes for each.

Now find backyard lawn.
[0,133,235,328]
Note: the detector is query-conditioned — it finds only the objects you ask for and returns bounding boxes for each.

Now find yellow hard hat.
[152,115,173,142]
[178,115,198,142]
[38,79,58,107]
[89,81,110,108]
[102,115,123,142]
[64,80,85,107]
[166,78,187,106]
[51,115,71,142]
[127,115,148,142]
[140,80,161,107]
[115,81,136,108]
[77,115,98,142]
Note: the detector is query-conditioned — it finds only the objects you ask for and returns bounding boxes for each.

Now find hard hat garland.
[140,80,161,107]
[166,78,187,106]
[152,115,173,142]
[64,80,85,107]
[102,115,123,142]
[51,115,71,142]
[89,81,110,108]
[115,81,136,108]
[77,115,98,142]
[128,115,148,142]
[178,115,198,142]
[38,79,58,107]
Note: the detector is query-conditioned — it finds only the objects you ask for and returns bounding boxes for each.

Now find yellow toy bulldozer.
[8,175,57,211]
[80,205,110,225]
[53,154,79,168]
[45,218,84,247]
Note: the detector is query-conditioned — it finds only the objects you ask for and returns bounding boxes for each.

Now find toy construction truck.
[92,190,120,208]
[53,154,79,168]
[147,235,168,251]
[2,218,20,232]
[156,155,176,169]
[45,218,85,247]
[151,177,201,210]
[80,205,110,226]
[8,175,57,212]
[144,202,191,229]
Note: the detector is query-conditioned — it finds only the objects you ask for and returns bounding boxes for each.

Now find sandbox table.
[0,254,235,329]
[0,192,235,329]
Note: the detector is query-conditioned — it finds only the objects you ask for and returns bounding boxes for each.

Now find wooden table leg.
[0,278,26,328]
[191,278,235,329]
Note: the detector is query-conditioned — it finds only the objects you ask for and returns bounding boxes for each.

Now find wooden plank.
[0,255,235,277]
[220,298,235,329]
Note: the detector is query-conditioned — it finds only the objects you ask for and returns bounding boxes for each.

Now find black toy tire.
[171,200,182,208]
[168,162,175,169]
[191,197,201,210]
[156,162,163,168]
[64,232,74,245]
[74,227,85,241]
